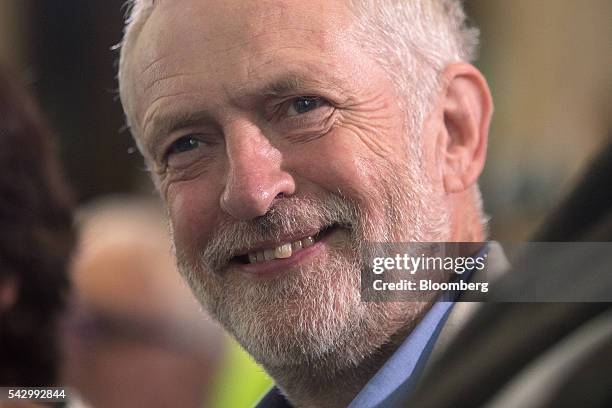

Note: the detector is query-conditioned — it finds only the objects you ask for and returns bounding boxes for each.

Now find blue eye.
[288,97,324,116]
[169,135,201,155]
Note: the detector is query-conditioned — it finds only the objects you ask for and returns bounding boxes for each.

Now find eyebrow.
[262,75,310,96]
[143,108,215,158]
[142,69,349,155]
[260,69,347,97]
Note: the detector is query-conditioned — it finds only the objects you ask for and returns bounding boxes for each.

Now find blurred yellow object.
[207,337,273,408]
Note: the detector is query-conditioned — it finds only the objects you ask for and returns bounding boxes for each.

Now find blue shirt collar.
[347,300,455,407]
[254,302,454,408]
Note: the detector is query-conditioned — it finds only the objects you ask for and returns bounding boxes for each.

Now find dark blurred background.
[0,0,610,240]
[0,0,146,202]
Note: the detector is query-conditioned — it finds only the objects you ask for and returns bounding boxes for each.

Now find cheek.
[166,181,219,254]
[287,131,391,209]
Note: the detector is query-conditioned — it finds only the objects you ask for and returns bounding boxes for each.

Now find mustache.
[199,195,361,272]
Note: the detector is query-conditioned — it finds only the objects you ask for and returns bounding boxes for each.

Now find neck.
[264,303,432,408]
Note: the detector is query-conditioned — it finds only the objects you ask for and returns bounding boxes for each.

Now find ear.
[438,63,492,193]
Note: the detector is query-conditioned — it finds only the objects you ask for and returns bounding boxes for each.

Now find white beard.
[172,154,451,374]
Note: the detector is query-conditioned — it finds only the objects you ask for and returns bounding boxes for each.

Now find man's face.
[125,0,451,370]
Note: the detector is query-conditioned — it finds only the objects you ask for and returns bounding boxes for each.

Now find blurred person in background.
[0,67,74,405]
[62,196,227,408]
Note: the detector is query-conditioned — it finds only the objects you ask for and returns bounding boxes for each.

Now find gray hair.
[344,1,485,229]
[118,0,478,135]
[346,0,479,132]
[117,0,156,148]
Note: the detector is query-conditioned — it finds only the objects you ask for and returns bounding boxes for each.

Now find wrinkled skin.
[122,0,489,406]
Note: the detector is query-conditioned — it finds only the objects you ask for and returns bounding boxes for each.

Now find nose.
[220,122,295,220]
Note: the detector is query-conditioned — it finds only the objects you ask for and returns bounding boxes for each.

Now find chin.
[194,248,370,368]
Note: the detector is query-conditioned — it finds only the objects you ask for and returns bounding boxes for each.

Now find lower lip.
[231,229,338,279]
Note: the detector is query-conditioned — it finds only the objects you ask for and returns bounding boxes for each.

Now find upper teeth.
[247,236,315,264]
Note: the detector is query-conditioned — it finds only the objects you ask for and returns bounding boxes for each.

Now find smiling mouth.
[234,224,338,265]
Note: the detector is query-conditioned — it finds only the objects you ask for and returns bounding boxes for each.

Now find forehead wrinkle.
[136,4,344,79]
[141,27,328,83]
[137,45,301,108]
[139,54,171,79]
[141,92,207,148]
[142,91,197,132]
[244,45,319,79]
[209,27,321,57]
[131,1,352,106]
[266,66,349,96]
[263,75,307,96]
[142,71,204,94]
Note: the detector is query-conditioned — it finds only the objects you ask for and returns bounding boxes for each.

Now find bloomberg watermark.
[361,242,612,302]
